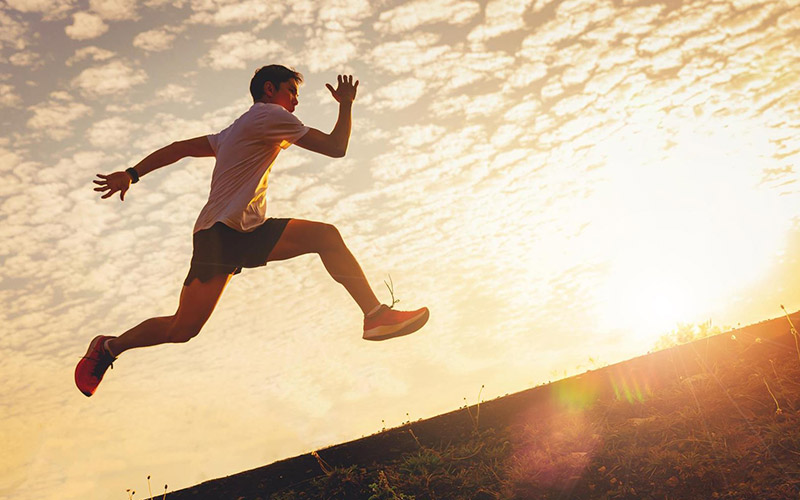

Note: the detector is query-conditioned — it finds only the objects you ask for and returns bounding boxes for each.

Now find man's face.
[267,79,300,113]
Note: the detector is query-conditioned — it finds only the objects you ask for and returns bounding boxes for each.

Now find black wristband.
[125,167,140,184]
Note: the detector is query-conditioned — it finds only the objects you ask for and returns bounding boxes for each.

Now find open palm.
[325,74,359,103]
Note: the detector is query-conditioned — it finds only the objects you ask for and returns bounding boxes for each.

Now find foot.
[75,335,117,397]
[363,305,429,341]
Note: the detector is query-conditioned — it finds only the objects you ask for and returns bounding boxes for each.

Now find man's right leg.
[75,273,231,396]
[108,272,232,356]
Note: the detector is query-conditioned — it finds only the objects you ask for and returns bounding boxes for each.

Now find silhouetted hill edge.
[153,310,800,499]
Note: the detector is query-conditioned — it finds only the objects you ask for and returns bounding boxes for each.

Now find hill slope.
[157,311,800,499]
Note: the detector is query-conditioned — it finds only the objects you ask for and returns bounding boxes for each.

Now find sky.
[1,0,799,498]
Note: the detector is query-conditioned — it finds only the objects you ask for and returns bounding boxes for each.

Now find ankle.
[366,304,385,318]
[104,338,118,357]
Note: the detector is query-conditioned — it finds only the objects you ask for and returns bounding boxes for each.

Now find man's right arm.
[94,136,214,201]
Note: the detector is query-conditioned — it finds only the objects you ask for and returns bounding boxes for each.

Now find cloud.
[133,26,181,52]
[374,0,481,34]
[435,48,516,91]
[71,60,148,97]
[505,62,548,90]
[26,92,92,140]
[300,27,361,72]
[0,146,21,174]
[0,10,29,52]
[429,91,507,119]
[279,0,374,29]
[144,0,186,6]
[65,46,115,66]
[366,34,448,75]
[129,98,251,153]
[778,7,800,30]
[468,0,532,42]
[8,50,40,67]
[361,77,425,111]
[370,41,514,94]
[89,0,138,21]
[310,0,373,28]
[0,83,22,107]
[65,12,109,40]
[155,83,195,103]
[392,124,447,148]
[3,0,73,19]
[200,32,287,70]
[188,0,285,26]
[87,116,139,148]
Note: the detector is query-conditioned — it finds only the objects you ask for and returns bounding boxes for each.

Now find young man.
[75,65,429,397]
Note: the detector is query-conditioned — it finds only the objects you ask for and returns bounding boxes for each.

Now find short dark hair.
[250,65,303,101]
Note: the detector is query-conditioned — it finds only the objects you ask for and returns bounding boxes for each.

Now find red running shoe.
[363,305,429,341]
[75,335,117,397]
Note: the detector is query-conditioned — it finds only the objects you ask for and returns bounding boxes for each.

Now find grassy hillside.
[154,311,800,499]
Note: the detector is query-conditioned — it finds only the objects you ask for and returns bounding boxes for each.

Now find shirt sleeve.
[267,107,310,150]
[207,125,231,154]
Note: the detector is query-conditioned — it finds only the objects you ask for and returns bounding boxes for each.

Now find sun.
[588,111,788,343]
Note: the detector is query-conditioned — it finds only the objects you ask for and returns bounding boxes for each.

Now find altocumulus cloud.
[374,0,481,34]
[71,59,147,97]
[0,83,22,107]
[65,45,115,66]
[26,91,91,140]
[64,11,108,40]
[188,0,285,27]
[87,116,139,149]
[89,0,138,21]
[201,32,287,70]
[3,0,74,19]
[132,26,181,52]
[0,9,30,53]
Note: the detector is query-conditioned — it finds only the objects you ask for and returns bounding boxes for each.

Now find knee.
[167,318,203,344]
[316,223,343,251]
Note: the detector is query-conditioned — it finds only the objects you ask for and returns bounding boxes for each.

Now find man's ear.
[263,81,275,97]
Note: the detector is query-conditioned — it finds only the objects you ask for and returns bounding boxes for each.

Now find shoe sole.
[363,309,430,341]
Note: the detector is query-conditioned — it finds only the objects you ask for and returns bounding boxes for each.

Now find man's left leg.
[268,219,429,340]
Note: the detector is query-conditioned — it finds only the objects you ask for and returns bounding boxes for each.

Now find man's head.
[250,65,303,112]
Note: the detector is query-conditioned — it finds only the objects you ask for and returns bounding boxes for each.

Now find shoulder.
[254,103,303,124]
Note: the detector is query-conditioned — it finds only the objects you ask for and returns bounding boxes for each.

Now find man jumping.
[75,65,429,397]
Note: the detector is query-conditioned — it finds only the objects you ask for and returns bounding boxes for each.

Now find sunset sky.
[2,0,799,498]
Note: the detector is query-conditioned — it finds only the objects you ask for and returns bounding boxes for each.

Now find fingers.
[99,187,126,201]
[326,74,358,102]
[334,74,358,87]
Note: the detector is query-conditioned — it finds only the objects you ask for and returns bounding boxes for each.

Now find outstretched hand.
[325,74,359,104]
[93,171,132,201]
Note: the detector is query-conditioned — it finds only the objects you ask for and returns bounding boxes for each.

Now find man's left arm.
[295,74,358,158]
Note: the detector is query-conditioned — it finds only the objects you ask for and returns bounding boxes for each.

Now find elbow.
[326,145,346,158]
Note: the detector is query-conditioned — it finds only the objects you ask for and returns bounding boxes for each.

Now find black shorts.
[184,218,291,286]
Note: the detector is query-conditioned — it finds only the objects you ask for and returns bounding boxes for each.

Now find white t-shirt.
[193,102,309,233]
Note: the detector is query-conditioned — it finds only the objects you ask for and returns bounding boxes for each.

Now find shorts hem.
[183,218,290,287]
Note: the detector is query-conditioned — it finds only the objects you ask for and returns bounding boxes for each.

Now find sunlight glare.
[590,112,787,342]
